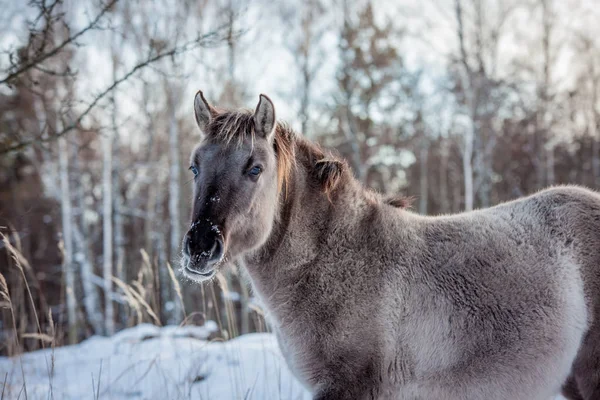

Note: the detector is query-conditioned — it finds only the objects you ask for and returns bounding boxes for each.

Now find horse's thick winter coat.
[182,92,600,400]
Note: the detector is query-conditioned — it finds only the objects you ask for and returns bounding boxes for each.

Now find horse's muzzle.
[182,223,225,278]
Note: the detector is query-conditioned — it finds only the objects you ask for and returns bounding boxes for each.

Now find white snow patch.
[0,324,310,400]
[0,323,569,399]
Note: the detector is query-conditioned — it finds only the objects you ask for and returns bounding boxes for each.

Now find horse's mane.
[384,195,413,209]
[208,110,411,208]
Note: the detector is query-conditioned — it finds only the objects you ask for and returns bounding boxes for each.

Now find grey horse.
[181,91,600,400]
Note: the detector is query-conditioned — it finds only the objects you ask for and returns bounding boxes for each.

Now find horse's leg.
[561,374,584,400]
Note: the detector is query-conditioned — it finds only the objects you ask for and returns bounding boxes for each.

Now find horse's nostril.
[183,234,191,256]
[208,237,224,264]
[186,235,192,255]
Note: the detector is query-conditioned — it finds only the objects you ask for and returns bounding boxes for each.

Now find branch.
[0,0,118,86]
[454,0,470,74]
[0,28,230,155]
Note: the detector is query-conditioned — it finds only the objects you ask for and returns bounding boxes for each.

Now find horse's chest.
[275,315,383,395]
[275,325,327,390]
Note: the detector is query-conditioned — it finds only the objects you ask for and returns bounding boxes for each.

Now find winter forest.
[0,0,599,398]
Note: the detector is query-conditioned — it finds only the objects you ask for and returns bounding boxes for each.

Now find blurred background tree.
[1,0,600,354]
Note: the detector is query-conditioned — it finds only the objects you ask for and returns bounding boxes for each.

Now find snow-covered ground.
[0,323,569,399]
[0,323,310,400]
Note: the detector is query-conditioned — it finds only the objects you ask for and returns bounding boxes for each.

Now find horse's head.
[181,91,289,281]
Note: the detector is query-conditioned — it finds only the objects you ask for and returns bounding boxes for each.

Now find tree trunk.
[343,106,364,181]
[72,136,103,334]
[538,0,553,189]
[455,0,475,211]
[72,224,103,333]
[167,83,183,323]
[593,123,600,188]
[591,62,600,188]
[439,139,450,213]
[546,144,555,186]
[418,138,429,215]
[58,135,78,344]
[300,62,311,136]
[476,133,495,208]
[111,64,126,326]
[102,128,115,336]
[463,120,475,211]
[451,161,462,213]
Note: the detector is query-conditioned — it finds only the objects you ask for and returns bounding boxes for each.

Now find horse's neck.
[243,159,370,317]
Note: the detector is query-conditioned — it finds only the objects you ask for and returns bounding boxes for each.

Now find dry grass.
[0,228,268,349]
[1,231,48,357]
[0,229,283,400]
[166,262,187,323]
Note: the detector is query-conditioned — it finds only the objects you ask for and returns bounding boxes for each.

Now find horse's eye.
[248,165,262,178]
[190,166,199,177]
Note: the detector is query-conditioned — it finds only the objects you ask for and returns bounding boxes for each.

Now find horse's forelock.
[209,110,255,146]
[209,110,296,196]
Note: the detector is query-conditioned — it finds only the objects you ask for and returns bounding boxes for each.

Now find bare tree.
[439,138,451,213]
[575,32,600,188]
[453,0,516,209]
[417,113,429,215]
[166,80,183,323]
[0,0,233,155]
[58,133,77,343]
[102,126,114,335]
[1,0,117,87]
[537,0,557,187]
[336,0,407,183]
[454,0,476,210]
[281,0,327,136]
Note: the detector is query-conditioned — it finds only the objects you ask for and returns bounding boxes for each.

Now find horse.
[181,90,600,400]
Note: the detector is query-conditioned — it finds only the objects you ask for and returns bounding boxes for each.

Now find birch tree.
[453,0,516,209]
[536,0,557,188]
[108,25,128,328]
[454,0,477,211]
[166,80,183,323]
[102,125,114,335]
[58,133,77,343]
[71,135,103,334]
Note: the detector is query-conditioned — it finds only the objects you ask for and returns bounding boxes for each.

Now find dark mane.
[294,139,348,199]
[384,194,414,209]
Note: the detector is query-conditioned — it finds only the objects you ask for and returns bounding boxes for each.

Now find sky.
[2,0,600,144]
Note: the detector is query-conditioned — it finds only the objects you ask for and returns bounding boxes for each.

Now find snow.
[0,323,570,399]
[0,324,310,400]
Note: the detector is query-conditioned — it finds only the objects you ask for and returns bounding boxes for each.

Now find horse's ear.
[253,94,276,141]
[194,90,217,134]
